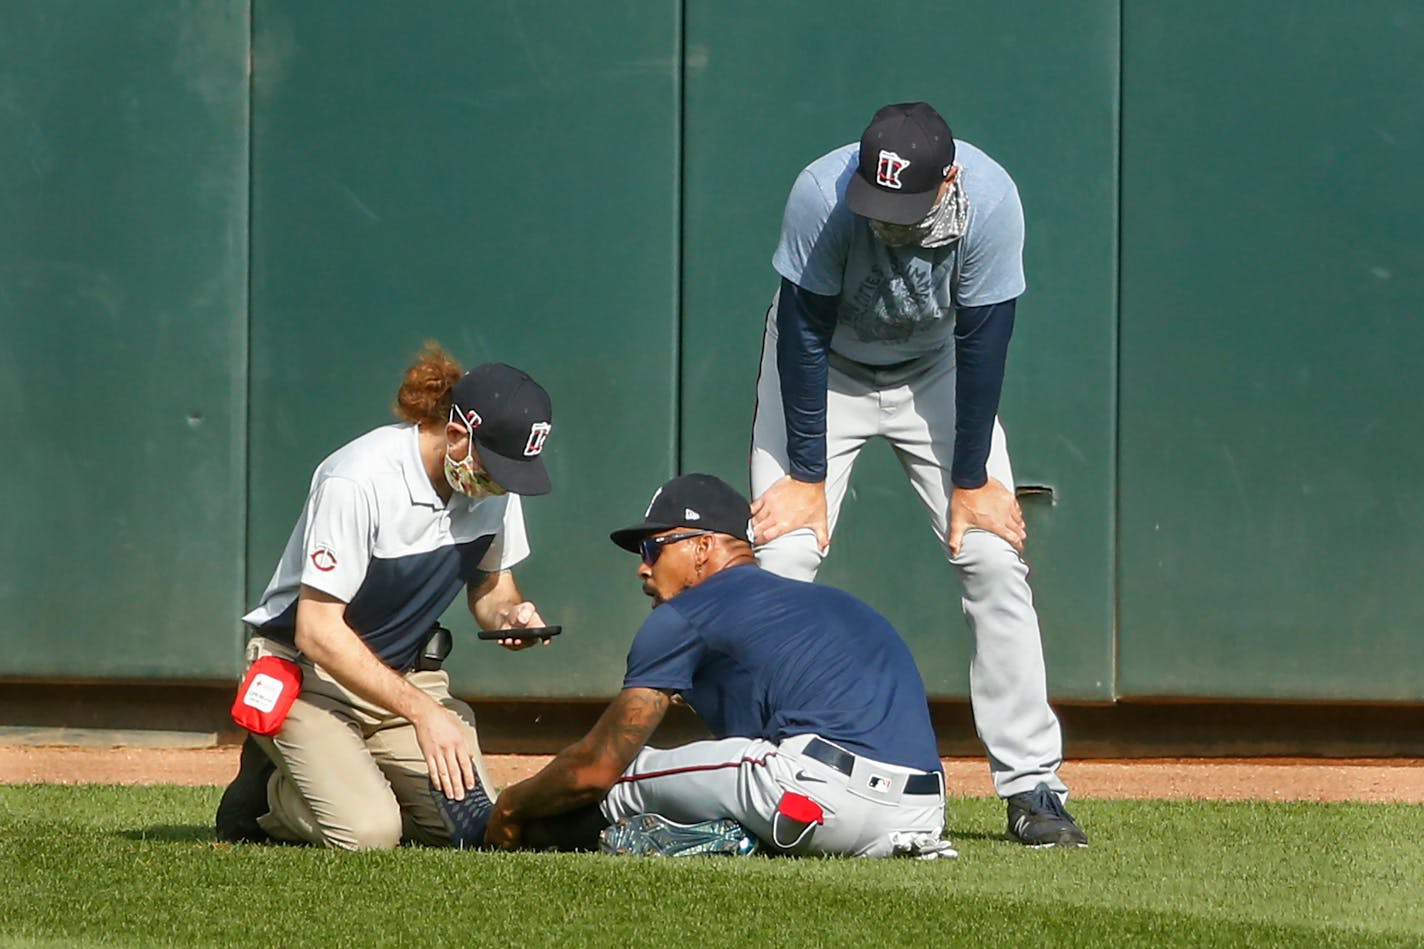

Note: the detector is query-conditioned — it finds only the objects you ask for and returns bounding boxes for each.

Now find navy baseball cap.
[610,474,752,552]
[449,363,553,496]
[845,102,956,225]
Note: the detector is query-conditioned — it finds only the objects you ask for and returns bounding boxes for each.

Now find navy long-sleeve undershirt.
[774,276,1016,489]
[775,278,838,482]
[950,297,1016,489]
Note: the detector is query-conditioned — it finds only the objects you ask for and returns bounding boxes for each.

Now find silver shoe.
[598,813,759,857]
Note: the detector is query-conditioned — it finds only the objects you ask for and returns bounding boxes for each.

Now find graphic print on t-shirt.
[840,249,956,343]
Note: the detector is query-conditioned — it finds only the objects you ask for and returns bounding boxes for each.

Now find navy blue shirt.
[622,564,940,774]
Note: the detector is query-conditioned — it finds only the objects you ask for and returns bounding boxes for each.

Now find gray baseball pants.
[600,733,945,857]
[750,307,1067,799]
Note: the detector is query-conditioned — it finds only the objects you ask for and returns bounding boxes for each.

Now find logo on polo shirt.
[309,544,338,572]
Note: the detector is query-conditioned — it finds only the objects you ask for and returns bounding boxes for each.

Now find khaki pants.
[246,635,494,851]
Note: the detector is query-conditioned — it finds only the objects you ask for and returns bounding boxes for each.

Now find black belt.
[803,738,942,796]
[828,348,946,381]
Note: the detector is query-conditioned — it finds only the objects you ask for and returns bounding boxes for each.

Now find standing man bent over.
[750,102,1085,846]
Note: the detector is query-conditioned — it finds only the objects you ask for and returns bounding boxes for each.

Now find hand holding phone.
[476,625,562,642]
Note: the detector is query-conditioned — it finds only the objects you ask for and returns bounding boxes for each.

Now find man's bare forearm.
[495,688,670,821]
[294,588,435,723]
[467,570,528,630]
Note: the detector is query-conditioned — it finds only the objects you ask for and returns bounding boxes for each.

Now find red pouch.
[230,656,303,736]
[771,790,825,849]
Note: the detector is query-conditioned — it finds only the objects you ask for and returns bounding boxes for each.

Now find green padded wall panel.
[679,1,1120,698]
[0,1,250,680]
[248,3,680,696]
[1118,2,1424,698]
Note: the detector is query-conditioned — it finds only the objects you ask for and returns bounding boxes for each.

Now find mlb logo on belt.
[876,150,910,189]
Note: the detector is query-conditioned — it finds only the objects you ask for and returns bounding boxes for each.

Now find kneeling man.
[485,474,951,858]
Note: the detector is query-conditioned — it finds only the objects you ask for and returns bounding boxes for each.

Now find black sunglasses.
[639,530,712,566]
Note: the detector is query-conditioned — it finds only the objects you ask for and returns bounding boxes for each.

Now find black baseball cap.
[610,474,752,552]
[845,101,956,225]
[449,363,553,496]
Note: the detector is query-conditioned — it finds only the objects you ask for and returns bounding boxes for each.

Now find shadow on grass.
[118,824,212,843]
[946,829,1010,842]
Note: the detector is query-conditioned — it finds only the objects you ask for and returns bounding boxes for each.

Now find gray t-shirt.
[772,141,1026,365]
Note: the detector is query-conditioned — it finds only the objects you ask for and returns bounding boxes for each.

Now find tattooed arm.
[484,686,671,848]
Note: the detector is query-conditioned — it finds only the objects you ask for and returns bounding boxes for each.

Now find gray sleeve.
[955,183,1027,308]
[771,167,847,297]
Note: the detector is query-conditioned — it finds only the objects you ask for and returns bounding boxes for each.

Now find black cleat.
[215,735,276,843]
[1006,782,1088,848]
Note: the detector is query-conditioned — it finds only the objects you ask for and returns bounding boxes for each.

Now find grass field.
[1,786,1421,948]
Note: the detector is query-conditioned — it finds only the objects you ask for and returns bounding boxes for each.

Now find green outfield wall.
[2,2,1420,702]
[0,2,250,680]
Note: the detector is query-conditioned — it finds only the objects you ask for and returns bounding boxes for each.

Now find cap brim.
[476,447,551,497]
[845,172,939,226]
[609,520,679,553]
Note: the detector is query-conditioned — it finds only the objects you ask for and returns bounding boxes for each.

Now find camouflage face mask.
[444,407,507,499]
[443,447,506,498]
[868,166,970,249]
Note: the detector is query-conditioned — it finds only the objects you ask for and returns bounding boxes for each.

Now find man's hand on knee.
[412,700,478,800]
[751,476,830,550]
[948,478,1025,555]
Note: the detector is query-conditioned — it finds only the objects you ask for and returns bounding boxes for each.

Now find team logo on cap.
[876,150,910,190]
[463,409,482,431]
[524,421,551,457]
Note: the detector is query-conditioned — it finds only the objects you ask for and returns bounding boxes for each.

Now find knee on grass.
[320,806,404,852]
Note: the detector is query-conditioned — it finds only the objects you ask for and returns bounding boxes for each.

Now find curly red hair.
[393,341,463,427]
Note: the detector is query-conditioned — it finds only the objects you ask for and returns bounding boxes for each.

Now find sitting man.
[483,473,955,858]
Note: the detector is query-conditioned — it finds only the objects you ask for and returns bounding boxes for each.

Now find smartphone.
[476,625,562,642]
